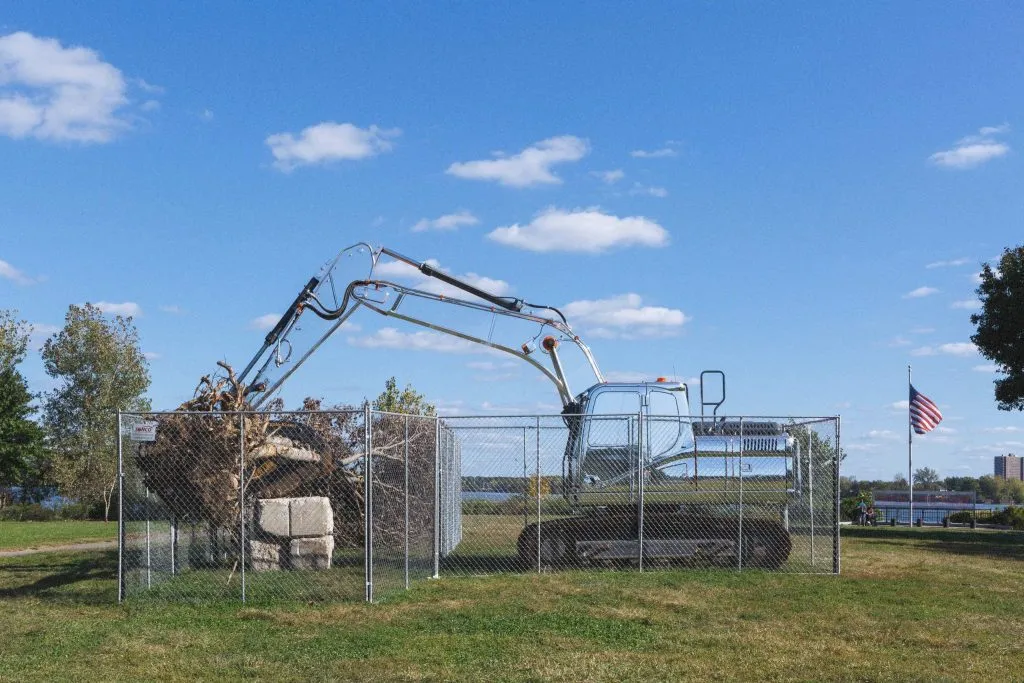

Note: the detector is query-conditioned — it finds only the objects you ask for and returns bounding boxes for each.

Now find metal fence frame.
[118,410,840,605]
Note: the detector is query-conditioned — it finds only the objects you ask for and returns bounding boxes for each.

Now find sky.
[1,3,1022,481]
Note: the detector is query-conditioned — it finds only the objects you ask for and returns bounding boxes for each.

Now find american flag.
[910,384,943,435]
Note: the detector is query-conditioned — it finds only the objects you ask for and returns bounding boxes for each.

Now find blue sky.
[1,3,1022,480]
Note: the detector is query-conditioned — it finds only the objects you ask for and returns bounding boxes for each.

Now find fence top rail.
[120,410,840,423]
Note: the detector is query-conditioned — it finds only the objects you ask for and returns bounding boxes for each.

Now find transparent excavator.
[234,243,795,570]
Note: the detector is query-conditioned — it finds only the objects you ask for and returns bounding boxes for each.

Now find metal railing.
[118,410,840,604]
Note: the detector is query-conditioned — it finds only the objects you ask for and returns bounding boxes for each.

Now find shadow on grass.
[441,554,529,574]
[0,550,117,604]
[843,526,1024,561]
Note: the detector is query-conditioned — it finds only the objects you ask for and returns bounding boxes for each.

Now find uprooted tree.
[134,369,436,554]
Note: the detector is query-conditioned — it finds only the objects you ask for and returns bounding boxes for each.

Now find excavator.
[233,243,796,570]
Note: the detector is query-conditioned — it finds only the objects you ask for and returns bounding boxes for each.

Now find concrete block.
[256,498,291,537]
[248,539,281,571]
[290,496,334,538]
[289,536,334,570]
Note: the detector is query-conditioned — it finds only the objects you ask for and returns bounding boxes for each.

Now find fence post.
[145,487,151,590]
[637,411,644,573]
[117,409,125,603]
[536,416,541,573]
[522,427,528,532]
[737,418,744,571]
[404,414,410,591]
[833,416,841,575]
[809,421,815,566]
[364,403,374,602]
[433,416,440,580]
[239,412,246,603]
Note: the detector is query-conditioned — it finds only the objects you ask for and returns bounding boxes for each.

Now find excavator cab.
[566,379,696,506]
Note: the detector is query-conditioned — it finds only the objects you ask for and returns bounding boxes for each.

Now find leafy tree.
[943,476,980,494]
[0,367,44,503]
[41,304,150,520]
[978,475,1002,503]
[372,376,436,416]
[0,309,47,505]
[913,467,941,489]
[0,309,31,371]
[892,473,908,489]
[970,245,1024,411]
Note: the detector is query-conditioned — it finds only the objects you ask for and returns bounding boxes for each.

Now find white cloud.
[910,327,935,335]
[593,169,625,184]
[0,258,35,285]
[911,342,978,357]
[446,135,588,187]
[265,122,400,171]
[929,125,1011,169]
[926,258,971,269]
[135,78,164,94]
[348,327,488,354]
[411,210,479,233]
[865,430,900,440]
[904,286,939,299]
[140,99,160,112]
[985,426,1021,433]
[562,293,689,338]
[951,299,981,310]
[94,301,141,317]
[973,364,999,373]
[890,400,910,410]
[0,31,146,143]
[372,257,511,300]
[28,323,59,349]
[200,109,214,122]
[250,313,280,330]
[488,207,668,253]
[159,305,182,314]
[629,183,668,198]
[143,351,160,360]
[888,336,912,348]
[631,147,678,159]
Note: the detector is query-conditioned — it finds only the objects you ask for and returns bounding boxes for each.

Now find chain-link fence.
[440,415,840,576]
[118,410,839,604]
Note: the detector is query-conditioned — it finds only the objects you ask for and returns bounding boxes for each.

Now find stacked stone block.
[250,496,335,570]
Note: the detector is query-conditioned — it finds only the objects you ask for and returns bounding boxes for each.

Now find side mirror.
[700,370,726,417]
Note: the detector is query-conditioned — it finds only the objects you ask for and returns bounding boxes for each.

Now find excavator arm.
[235,243,604,410]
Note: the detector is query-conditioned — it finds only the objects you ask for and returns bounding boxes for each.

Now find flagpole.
[908,364,913,526]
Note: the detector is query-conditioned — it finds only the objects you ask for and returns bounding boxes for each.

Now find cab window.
[587,391,640,447]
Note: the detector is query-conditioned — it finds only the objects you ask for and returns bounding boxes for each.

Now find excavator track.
[517,504,792,570]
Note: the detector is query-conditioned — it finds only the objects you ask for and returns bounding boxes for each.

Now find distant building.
[994,454,1023,481]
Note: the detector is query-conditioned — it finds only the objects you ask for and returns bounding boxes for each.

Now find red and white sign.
[130,422,158,442]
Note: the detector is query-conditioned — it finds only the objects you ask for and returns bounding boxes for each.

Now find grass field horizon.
[1,524,1022,681]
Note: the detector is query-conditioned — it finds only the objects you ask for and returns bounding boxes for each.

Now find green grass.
[0,521,117,551]
[1,525,1023,681]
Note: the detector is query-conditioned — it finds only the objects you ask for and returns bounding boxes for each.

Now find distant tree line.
[841,470,1024,505]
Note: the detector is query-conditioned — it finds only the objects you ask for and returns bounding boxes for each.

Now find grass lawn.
[1,526,1022,681]
[0,521,117,551]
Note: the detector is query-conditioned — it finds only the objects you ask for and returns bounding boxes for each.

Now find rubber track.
[517,504,792,570]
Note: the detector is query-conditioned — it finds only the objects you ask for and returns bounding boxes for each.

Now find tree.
[0,309,31,371]
[0,310,45,505]
[41,304,150,520]
[372,376,436,416]
[971,245,1024,411]
[892,473,908,489]
[0,367,44,505]
[913,467,941,490]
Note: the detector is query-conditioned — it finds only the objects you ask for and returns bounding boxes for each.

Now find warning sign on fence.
[130,422,158,442]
